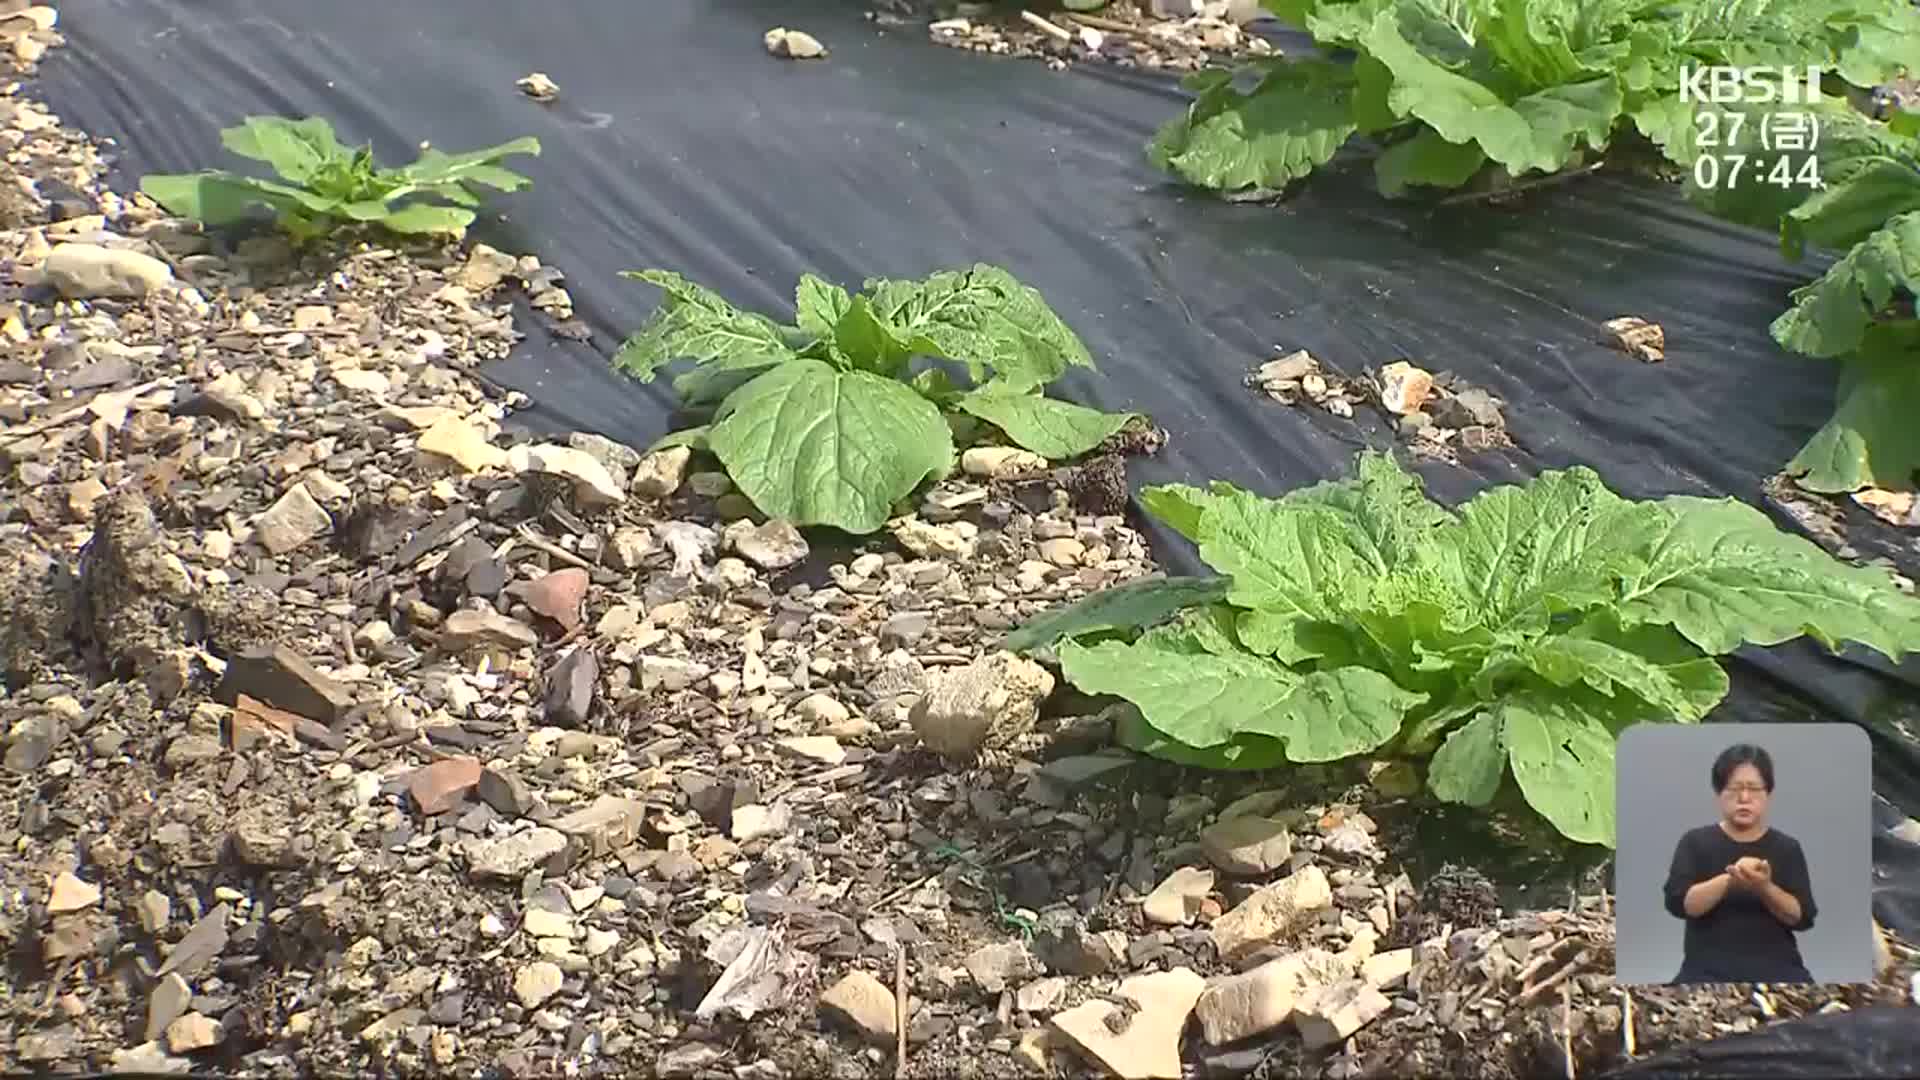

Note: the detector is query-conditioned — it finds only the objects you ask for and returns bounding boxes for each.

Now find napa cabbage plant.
[1686,97,1920,495]
[1150,0,1920,197]
[142,116,540,242]
[1007,451,1920,846]
[611,265,1138,533]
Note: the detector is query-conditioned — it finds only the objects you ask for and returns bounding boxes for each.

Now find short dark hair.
[1711,743,1775,793]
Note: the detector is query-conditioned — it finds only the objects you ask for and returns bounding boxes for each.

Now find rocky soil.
[3,6,1919,1079]
[876,0,1274,73]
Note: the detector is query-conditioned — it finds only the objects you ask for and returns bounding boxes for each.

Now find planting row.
[127,37,1920,847]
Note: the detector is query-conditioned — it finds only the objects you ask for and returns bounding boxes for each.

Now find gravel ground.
[908,1,1275,73]
[3,7,1919,1079]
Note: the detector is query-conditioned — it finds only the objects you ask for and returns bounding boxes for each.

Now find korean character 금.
[1759,110,1819,152]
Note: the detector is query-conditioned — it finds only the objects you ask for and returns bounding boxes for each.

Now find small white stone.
[513,961,564,1009]
[42,242,173,298]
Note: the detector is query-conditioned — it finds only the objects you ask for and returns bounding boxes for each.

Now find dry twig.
[1518,948,1593,1007]
[513,523,595,570]
[1562,980,1576,1080]
[894,946,909,1079]
[1063,11,1137,33]
[1620,987,1637,1057]
[1019,9,1073,41]
[1518,937,1578,986]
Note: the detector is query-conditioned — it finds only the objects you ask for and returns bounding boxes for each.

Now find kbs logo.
[1677,65,1824,106]
[1681,65,1828,193]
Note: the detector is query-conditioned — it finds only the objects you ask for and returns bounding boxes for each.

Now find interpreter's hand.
[1730,857,1771,888]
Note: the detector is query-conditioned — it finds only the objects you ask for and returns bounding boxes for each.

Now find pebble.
[409,757,482,815]
[1212,866,1333,965]
[1015,976,1067,1012]
[544,648,598,728]
[440,609,539,652]
[41,242,173,297]
[631,446,691,498]
[111,1042,189,1074]
[908,651,1053,759]
[659,1042,727,1076]
[47,871,100,913]
[1049,968,1205,1080]
[818,971,896,1045]
[1378,361,1434,415]
[136,890,172,934]
[764,26,828,59]
[729,803,790,841]
[793,693,851,726]
[584,927,620,958]
[165,1012,222,1053]
[1037,537,1084,567]
[961,446,1046,479]
[1194,947,1352,1045]
[608,526,654,570]
[523,907,578,939]
[1200,815,1294,876]
[727,518,809,570]
[519,568,590,630]
[508,443,627,506]
[890,516,978,560]
[477,768,534,817]
[775,735,846,765]
[1362,948,1414,989]
[1295,979,1392,1049]
[1142,866,1214,926]
[964,941,1039,994]
[418,414,508,472]
[146,973,193,1041]
[513,962,564,1009]
[469,827,568,879]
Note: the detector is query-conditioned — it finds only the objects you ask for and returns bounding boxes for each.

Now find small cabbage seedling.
[141,116,540,242]
[611,265,1140,534]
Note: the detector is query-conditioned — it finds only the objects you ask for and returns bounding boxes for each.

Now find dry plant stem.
[1562,980,1576,1080]
[894,946,909,1079]
[514,523,594,570]
[995,848,1043,870]
[1518,948,1593,1007]
[1518,938,1576,986]
[1064,12,1138,33]
[1019,9,1073,41]
[1621,987,1637,1057]
[816,595,886,650]
[1436,160,1606,207]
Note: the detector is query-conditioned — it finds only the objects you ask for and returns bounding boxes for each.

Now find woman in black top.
[1662,743,1818,984]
